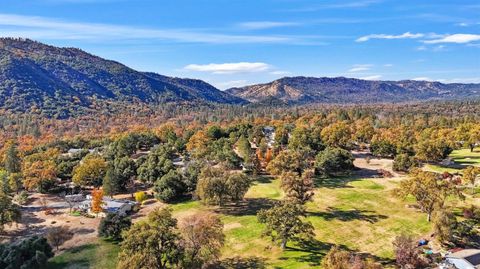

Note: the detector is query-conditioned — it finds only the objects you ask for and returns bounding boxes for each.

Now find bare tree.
[46,226,74,250]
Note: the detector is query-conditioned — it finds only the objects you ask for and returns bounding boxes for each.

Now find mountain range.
[226,77,480,104]
[1,38,480,118]
[0,38,245,117]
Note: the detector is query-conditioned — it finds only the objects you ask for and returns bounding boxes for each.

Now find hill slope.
[226,76,480,104]
[0,38,246,117]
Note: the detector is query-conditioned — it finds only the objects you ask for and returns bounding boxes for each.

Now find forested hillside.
[0,38,246,118]
[227,76,480,104]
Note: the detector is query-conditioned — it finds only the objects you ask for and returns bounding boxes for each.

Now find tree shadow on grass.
[72,228,96,235]
[67,243,98,254]
[285,239,340,266]
[308,207,388,223]
[47,244,97,269]
[254,175,274,184]
[358,252,395,266]
[314,176,356,188]
[210,256,267,269]
[214,198,278,216]
[314,167,383,189]
[286,239,395,267]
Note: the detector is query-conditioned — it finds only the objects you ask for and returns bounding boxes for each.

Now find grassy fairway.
[51,166,480,268]
[425,148,480,173]
[48,239,120,269]
[171,176,431,268]
[48,175,435,268]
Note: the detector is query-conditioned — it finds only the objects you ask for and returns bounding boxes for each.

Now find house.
[263,126,276,147]
[62,148,96,157]
[445,249,480,269]
[79,196,137,217]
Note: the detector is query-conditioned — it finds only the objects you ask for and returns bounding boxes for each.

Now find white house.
[263,126,276,147]
[445,249,480,269]
[79,196,137,217]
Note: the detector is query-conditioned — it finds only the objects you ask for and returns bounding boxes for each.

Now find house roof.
[448,249,480,266]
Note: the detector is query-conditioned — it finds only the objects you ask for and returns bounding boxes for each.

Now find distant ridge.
[0,38,246,118]
[226,76,480,104]
[1,38,480,118]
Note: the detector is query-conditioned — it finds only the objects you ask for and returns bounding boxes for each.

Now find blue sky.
[1,0,479,89]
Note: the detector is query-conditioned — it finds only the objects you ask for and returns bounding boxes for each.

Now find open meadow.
[47,150,480,268]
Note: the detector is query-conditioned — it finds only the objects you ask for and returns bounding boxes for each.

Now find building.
[263,126,276,147]
[445,249,480,269]
[79,196,137,217]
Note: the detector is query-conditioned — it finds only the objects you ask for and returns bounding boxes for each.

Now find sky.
[0,0,479,89]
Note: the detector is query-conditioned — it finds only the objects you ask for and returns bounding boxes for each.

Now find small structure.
[263,126,276,147]
[445,249,480,269]
[172,156,185,167]
[440,158,455,167]
[79,196,137,217]
[61,148,96,157]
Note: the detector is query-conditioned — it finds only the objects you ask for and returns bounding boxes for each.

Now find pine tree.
[4,141,21,174]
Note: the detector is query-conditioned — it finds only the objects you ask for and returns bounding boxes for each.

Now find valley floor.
[11,149,480,268]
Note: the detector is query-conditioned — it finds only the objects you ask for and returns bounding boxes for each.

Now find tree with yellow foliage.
[72,155,107,188]
[186,130,210,158]
[320,121,352,149]
[462,166,480,194]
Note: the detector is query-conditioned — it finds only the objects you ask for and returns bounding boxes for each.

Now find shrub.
[0,236,53,269]
[432,209,456,244]
[370,140,396,158]
[321,246,350,268]
[315,147,354,176]
[13,191,29,205]
[154,170,187,202]
[393,234,427,269]
[393,153,419,172]
[134,191,147,204]
[46,226,74,250]
[98,213,132,241]
[322,246,383,269]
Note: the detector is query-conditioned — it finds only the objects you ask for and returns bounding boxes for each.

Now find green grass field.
[425,148,480,173]
[49,175,436,268]
[49,148,480,268]
[48,239,120,269]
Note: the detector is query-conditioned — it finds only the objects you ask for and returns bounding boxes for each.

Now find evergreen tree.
[4,142,21,174]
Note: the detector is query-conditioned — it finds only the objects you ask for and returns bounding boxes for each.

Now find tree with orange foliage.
[91,189,104,215]
[256,148,264,162]
[265,148,273,165]
[22,149,59,192]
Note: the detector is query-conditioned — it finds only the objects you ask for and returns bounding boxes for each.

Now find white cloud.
[433,45,446,51]
[416,46,427,51]
[237,21,300,30]
[270,70,291,75]
[287,0,382,12]
[412,77,432,81]
[183,62,271,74]
[360,75,382,80]
[423,34,480,44]
[0,13,316,44]
[356,32,424,42]
[455,22,480,27]
[383,64,393,67]
[214,80,248,89]
[440,77,480,83]
[348,64,372,72]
